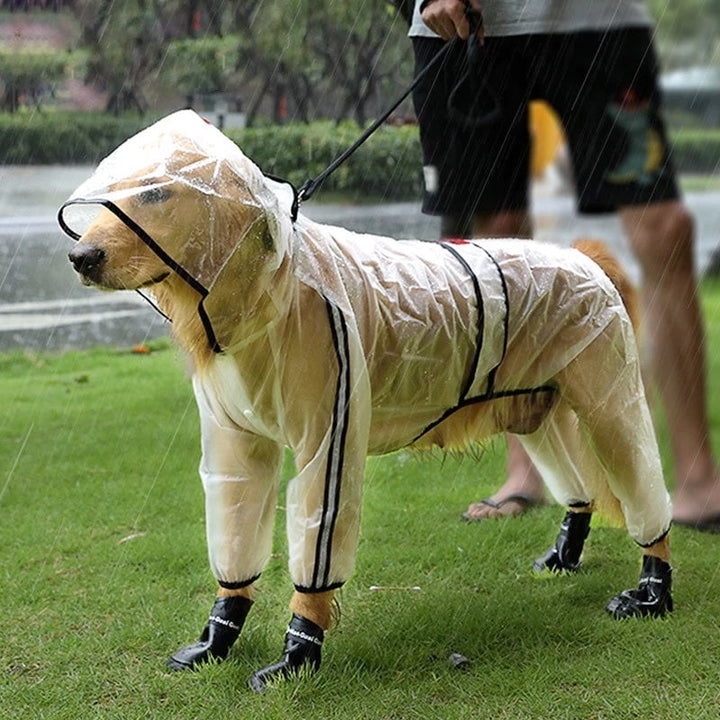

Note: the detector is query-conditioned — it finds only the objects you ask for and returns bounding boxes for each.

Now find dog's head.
[59,110,296,352]
[64,169,268,292]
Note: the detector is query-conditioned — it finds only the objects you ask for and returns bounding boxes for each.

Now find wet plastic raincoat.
[59,110,671,593]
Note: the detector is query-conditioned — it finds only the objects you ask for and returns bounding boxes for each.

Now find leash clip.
[297,178,317,204]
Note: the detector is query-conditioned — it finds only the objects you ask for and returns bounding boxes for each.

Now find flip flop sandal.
[461,493,541,522]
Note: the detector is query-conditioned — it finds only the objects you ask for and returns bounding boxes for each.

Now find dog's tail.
[572,238,639,331]
[571,239,641,528]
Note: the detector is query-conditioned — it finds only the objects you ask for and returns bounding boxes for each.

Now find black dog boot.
[533,510,592,573]
[247,614,324,693]
[606,554,673,619]
[167,595,253,670]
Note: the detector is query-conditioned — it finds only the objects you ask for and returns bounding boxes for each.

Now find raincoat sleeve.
[285,300,372,593]
[193,375,283,588]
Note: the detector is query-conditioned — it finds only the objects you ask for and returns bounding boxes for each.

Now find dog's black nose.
[68,245,106,280]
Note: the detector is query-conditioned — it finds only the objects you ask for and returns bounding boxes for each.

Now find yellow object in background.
[530,101,565,178]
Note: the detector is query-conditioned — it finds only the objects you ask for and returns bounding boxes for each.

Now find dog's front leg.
[169,378,284,671]
[248,325,371,692]
[244,301,371,692]
[247,590,335,693]
[607,535,673,618]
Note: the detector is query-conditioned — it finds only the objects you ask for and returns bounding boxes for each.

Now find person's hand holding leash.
[420,0,484,42]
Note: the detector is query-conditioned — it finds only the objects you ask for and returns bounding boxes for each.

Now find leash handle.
[446,1,501,129]
[465,1,485,51]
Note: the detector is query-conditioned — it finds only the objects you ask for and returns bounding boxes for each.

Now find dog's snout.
[68,244,106,280]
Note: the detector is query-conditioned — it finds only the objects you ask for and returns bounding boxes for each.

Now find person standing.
[410,0,720,529]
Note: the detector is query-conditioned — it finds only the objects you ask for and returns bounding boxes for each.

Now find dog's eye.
[139,186,172,204]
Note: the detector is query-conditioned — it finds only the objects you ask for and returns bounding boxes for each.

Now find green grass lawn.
[1,281,719,720]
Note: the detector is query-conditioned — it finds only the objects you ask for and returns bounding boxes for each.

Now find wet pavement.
[1,165,719,352]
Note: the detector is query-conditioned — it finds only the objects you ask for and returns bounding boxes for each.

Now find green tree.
[244,0,411,124]
[66,0,413,122]
[649,0,720,67]
[0,51,68,112]
[72,0,170,114]
[162,35,241,106]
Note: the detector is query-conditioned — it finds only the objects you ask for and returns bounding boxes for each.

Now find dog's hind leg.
[247,590,335,693]
[551,318,673,617]
[516,402,597,573]
[533,508,592,573]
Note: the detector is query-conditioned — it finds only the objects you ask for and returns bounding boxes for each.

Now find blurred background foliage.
[1,0,719,178]
[2,0,719,121]
[0,0,411,122]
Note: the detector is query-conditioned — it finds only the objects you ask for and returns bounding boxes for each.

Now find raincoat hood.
[58,109,297,352]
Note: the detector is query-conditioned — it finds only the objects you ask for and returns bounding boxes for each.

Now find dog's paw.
[606,555,673,619]
[167,595,253,671]
[247,614,323,693]
[532,545,582,574]
[606,587,674,619]
[168,640,218,671]
[532,510,591,574]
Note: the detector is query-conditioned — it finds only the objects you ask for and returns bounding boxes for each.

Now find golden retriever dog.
[61,110,672,693]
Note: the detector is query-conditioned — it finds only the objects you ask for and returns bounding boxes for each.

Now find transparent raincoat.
[59,110,671,593]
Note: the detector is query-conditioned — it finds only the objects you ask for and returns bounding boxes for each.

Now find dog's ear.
[213,196,275,259]
[201,214,284,351]
[238,213,274,263]
[239,211,273,253]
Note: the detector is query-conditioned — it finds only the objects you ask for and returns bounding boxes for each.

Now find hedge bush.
[0,111,423,199]
[227,121,423,200]
[1,110,718,199]
[669,128,720,174]
[0,111,155,164]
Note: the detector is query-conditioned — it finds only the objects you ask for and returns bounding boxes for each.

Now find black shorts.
[411,28,679,217]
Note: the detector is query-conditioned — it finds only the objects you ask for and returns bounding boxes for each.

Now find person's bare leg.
[444,210,547,520]
[463,434,547,519]
[622,201,720,526]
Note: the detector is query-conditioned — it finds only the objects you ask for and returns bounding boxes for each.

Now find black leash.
[295,3,497,209]
[296,40,452,205]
